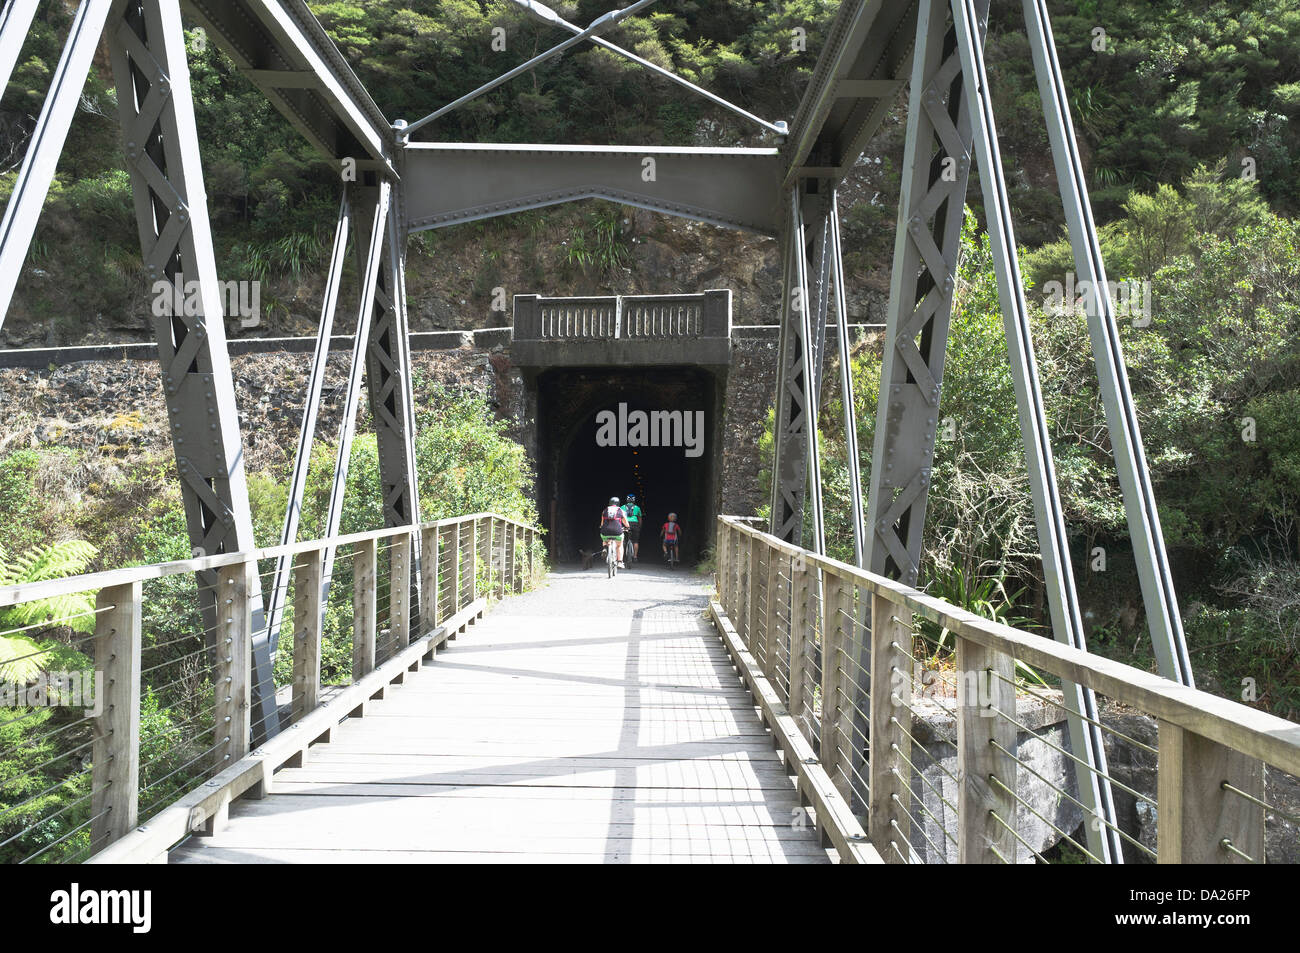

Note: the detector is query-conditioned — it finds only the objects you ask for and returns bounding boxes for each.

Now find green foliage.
[0,541,98,681]
[412,383,538,525]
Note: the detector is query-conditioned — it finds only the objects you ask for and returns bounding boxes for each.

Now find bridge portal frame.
[0,0,1194,860]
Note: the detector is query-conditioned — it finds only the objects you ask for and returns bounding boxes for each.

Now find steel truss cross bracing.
[107,0,281,742]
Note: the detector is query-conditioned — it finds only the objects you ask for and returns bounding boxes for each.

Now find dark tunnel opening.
[535,366,724,567]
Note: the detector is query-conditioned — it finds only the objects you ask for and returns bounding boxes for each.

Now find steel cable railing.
[711,515,1300,865]
[0,512,544,864]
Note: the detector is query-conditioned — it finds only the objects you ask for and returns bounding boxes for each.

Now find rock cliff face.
[0,347,526,477]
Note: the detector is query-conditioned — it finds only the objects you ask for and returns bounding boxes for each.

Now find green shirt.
[622,504,642,524]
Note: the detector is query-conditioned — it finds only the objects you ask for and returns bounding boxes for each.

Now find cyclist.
[599,496,629,568]
[661,512,681,564]
[621,493,643,562]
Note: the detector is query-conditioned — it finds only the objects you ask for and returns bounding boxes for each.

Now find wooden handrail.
[0,512,540,608]
[714,515,1298,864]
[0,512,544,863]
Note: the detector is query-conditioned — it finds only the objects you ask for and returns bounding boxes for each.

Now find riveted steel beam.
[401,144,783,236]
[783,0,917,187]
[864,0,980,589]
[366,186,421,531]
[108,0,279,742]
[182,0,392,164]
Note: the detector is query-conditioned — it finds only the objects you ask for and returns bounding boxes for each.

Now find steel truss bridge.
[0,0,1295,865]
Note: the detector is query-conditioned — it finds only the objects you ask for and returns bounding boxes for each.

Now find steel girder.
[400,144,783,236]
[783,0,916,187]
[951,0,1122,862]
[182,0,392,165]
[0,0,111,330]
[108,0,279,742]
[1022,0,1192,688]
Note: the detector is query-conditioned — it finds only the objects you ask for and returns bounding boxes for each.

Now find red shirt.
[662,521,680,540]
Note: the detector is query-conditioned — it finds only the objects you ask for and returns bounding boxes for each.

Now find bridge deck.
[171,567,831,864]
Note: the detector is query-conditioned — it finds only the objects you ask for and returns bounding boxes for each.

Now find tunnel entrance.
[535,366,724,566]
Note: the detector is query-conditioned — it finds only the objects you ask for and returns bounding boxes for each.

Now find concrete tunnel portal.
[513,291,734,567]
[535,366,723,565]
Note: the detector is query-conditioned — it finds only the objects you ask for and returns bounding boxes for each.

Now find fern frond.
[0,540,100,635]
[0,634,47,683]
[17,541,98,583]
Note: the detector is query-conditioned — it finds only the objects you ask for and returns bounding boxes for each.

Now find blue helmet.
[627,494,636,502]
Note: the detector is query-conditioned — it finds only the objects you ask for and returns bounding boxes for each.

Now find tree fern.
[0,541,99,680]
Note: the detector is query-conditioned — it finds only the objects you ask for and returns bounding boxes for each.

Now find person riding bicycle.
[599,496,629,568]
[621,493,643,562]
[661,512,681,563]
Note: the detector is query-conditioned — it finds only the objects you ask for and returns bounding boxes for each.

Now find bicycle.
[664,539,680,569]
[602,536,620,578]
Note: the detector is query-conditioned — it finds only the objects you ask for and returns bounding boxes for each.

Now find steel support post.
[366,189,422,531]
[863,0,983,587]
[108,0,279,741]
[951,0,1122,862]
[852,0,983,816]
[319,181,390,606]
[770,184,828,553]
[0,0,111,328]
[265,190,352,648]
[828,190,866,567]
[0,0,40,108]
[1022,0,1192,687]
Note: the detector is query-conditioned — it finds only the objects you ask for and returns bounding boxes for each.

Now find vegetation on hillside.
[780,165,1300,718]
[0,387,536,862]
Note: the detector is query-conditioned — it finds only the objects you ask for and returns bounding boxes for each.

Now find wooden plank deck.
[170,567,832,864]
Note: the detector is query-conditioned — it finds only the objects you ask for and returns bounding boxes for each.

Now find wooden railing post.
[821,571,849,799]
[748,537,766,661]
[417,530,437,637]
[494,518,506,598]
[390,531,411,655]
[737,530,751,645]
[91,581,141,852]
[869,591,912,862]
[214,559,252,768]
[955,633,1018,864]
[714,521,727,606]
[474,517,488,600]
[788,555,811,723]
[292,547,324,722]
[354,538,378,679]
[512,523,523,593]
[451,521,464,614]
[1157,722,1265,863]
[501,520,512,595]
[764,544,782,678]
[725,523,739,615]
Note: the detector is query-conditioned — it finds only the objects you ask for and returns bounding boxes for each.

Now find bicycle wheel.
[608,547,616,578]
